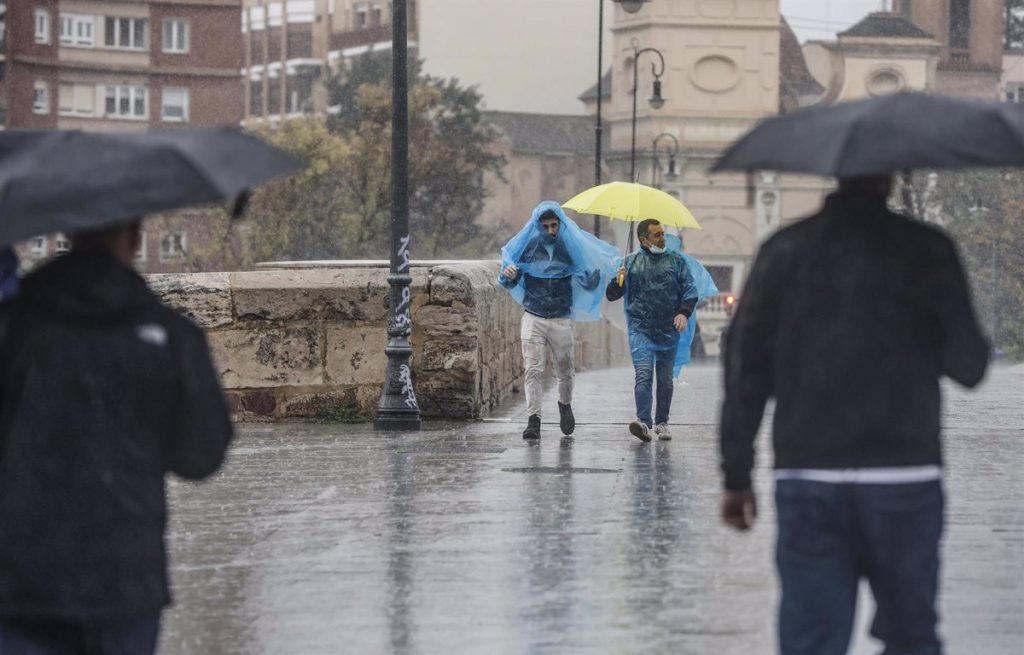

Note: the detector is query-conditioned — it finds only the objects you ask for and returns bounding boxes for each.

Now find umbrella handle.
[617,271,625,287]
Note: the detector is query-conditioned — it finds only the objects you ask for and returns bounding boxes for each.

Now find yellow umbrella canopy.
[563,181,701,229]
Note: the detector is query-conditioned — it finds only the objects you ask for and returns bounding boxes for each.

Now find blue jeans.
[0,615,160,655]
[775,479,944,655]
[632,348,674,427]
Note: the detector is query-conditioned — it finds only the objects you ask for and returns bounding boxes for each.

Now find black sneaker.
[629,420,652,443]
[558,402,575,435]
[522,414,541,440]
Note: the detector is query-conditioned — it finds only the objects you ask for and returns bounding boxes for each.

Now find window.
[104,85,148,119]
[60,13,94,46]
[354,3,368,29]
[949,0,970,50]
[1007,83,1024,103]
[135,231,147,263]
[160,231,186,262]
[33,81,49,114]
[161,87,188,122]
[34,8,50,44]
[58,83,95,116]
[104,17,147,50]
[29,237,48,258]
[55,234,71,254]
[162,18,188,53]
[371,4,382,27]
[706,266,735,293]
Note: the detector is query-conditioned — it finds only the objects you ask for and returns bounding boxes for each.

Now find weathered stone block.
[415,370,477,419]
[240,390,277,417]
[230,268,428,323]
[148,272,233,328]
[419,337,478,374]
[208,327,324,388]
[325,327,388,386]
[280,387,363,420]
[415,305,477,337]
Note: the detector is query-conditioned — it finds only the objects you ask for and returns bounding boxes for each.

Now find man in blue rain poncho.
[606,219,712,442]
[500,201,618,440]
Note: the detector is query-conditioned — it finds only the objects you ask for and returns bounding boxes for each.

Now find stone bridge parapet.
[148,261,628,421]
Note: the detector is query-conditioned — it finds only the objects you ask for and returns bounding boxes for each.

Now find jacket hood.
[20,251,157,324]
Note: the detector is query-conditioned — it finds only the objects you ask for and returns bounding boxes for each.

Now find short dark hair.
[637,219,660,238]
[538,209,559,223]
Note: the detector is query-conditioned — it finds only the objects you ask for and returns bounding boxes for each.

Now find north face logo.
[136,323,168,347]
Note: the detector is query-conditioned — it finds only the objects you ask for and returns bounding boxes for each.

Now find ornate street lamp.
[375,0,421,431]
[651,132,679,188]
[618,0,650,12]
[627,39,666,251]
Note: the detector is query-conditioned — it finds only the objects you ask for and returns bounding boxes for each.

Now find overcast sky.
[780,0,890,43]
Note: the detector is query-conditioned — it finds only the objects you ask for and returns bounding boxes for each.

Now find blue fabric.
[500,201,619,322]
[775,479,944,655]
[0,615,161,655]
[632,347,674,426]
[659,234,719,375]
[0,246,19,302]
[618,245,717,378]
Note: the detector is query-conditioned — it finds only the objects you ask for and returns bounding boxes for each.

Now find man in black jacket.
[0,221,233,653]
[719,175,989,655]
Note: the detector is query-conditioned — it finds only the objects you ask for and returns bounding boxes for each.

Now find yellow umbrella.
[563,181,701,230]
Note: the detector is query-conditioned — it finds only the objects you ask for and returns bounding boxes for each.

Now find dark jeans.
[0,615,160,655]
[775,479,944,655]
[632,348,674,427]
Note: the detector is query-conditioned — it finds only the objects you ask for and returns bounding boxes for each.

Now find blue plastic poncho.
[499,201,619,322]
[619,234,718,377]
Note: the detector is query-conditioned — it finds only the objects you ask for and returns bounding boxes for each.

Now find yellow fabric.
[562,182,701,229]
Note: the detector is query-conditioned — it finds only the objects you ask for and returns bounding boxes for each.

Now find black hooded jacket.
[0,251,233,620]
[720,191,989,492]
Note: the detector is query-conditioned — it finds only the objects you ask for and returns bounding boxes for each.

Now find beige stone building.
[892,0,1003,100]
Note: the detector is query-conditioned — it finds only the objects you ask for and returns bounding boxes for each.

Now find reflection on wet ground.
[161,363,1024,654]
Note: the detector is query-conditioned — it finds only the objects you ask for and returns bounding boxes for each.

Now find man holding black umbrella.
[719,175,989,655]
[0,127,298,653]
[0,220,233,653]
[713,92,1004,655]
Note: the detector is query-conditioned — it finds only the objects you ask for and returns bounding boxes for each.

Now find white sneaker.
[629,420,651,442]
[654,423,672,441]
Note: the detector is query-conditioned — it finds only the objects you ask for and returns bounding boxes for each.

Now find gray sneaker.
[654,423,672,441]
[629,420,651,442]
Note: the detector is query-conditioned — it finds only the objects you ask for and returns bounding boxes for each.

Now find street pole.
[376,0,421,431]
[628,40,665,252]
[593,0,604,238]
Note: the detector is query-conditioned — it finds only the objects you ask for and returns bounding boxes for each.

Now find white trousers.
[521,313,575,418]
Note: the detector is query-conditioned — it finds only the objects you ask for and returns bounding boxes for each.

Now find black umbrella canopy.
[712,92,1024,176]
[0,127,303,245]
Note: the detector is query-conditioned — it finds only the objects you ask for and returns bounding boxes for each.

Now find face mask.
[649,244,666,255]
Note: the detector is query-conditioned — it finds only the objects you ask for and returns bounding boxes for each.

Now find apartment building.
[242,0,417,123]
[6,0,242,130]
[2,1,243,272]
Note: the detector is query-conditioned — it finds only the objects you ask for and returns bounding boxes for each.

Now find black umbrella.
[0,127,303,245]
[712,92,1024,176]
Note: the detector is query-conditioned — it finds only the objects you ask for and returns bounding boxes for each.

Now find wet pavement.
[160,362,1024,654]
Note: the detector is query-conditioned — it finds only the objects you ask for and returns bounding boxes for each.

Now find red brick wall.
[7,0,60,60]
[150,3,243,72]
[6,63,59,129]
[150,74,242,127]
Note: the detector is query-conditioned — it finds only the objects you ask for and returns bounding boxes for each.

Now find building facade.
[891,0,1003,99]
[241,0,417,124]
[3,0,243,273]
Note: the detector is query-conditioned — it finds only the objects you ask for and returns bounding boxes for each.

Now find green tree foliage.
[1006,0,1024,49]
[192,51,505,268]
[902,169,1024,359]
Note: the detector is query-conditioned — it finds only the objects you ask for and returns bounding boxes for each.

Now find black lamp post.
[592,0,650,238]
[627,38,666,251]
[651,132,679,188]
[375,0,420,431]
